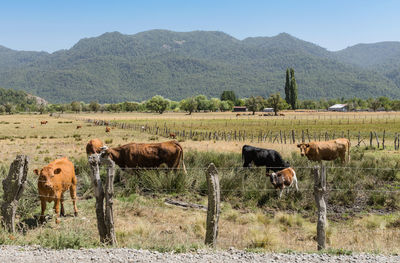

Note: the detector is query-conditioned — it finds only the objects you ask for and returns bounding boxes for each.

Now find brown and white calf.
[266,167,298,198]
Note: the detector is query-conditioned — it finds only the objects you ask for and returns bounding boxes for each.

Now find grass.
[0,113,399,253]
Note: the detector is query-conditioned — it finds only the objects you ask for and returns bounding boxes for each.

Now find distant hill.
[334,42,400,90]
[0,30,399,103]
[0,87,41,107]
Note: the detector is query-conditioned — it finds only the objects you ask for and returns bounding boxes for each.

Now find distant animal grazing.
[86,138,104,155]
[242,145,290,172]
[236,113,241,117]
[40,121,48,125]
[297,138,350,163]
[101,140,187,174]
[76,125,82,129]
[169,133,176,139]
[105,126,111,132]
[31,126,35,128]
[34,157,78,223]
[279,113,285,116]
[267,167,298,198]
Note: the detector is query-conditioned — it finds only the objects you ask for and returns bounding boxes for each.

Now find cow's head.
[266,172,284,189]
[34,167,62,189]
[297,143,310,157]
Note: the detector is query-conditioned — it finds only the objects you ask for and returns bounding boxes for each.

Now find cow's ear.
[296,144,301,148]
[33,169,39,176]
[54,168,62,174]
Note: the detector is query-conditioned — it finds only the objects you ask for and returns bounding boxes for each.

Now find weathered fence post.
[88,154,117,245]
[1,155,29,233]
[313,165,327,250]
[102,157,118,245]
[205,163,220,248]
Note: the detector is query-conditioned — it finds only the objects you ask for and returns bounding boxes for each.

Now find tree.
[70,101,81,113]
[219,100,234,112]
[369,99,381,112]
[89,101,101,112]
[289,68,298,110]
[180,97,198,115]
[245,96,265,115]
[123,101,139,112]
[4,103,14,114]
[146,95,169,114]
[220,91,236,103]
[284,68,290,104]
[266,93,288,116]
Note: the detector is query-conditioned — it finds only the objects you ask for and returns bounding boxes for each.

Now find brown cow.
[76,125,82,129]
[101,140,187,174]
[33,157,78,223]
[297,138,350,163]
[169,133,176,139]
[86,138,104,155]
[266,167,298,198]
[105,126,111,132]
[40,121,48,125]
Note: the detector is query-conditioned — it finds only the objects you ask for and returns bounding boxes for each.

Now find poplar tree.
[284,68,291,104]
[289,68,298,110]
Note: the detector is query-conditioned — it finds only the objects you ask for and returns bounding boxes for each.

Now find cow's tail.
[347,139,351,163]
[175,141,187,174]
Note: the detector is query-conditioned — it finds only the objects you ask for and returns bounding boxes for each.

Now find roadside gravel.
[1,246,399,263]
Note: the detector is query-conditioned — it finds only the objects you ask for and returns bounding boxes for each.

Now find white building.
[263,108,274,112]
[328,104,348,112]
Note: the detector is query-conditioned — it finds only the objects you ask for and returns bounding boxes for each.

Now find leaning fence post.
[313,165,327,250]
[1,155,29,233]
[205,163,220,248]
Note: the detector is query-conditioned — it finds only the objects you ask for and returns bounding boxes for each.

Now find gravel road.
[1,246,399,263]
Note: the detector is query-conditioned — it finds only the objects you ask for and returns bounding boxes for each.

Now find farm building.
[328,104,348,112]
[233,106,247,112]
[263,108,274,112]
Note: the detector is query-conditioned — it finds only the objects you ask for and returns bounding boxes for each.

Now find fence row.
[73,117,400,149]
[2,154,398,251]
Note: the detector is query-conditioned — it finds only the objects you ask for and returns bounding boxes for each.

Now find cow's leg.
[293,176,299,191]
[40,198,47,223]
[70,185,78,217]
[53,194,61,224]
[278,188,283,199]
[60,193,65,217]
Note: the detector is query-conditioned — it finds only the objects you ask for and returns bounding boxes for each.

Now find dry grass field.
[0,112,399,254]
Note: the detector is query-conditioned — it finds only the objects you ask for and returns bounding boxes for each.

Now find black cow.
[242,145,290,172]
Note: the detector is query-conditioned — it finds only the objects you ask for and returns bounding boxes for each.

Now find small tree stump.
[1,155,29,233]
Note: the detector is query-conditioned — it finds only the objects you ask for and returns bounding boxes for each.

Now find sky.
[1,0,399,53]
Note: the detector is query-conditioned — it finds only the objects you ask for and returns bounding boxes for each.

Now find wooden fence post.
[313,165,327,250]
[88,154,117,245]
[205,163,220,248]
[102,157,118,246]
[1,155,29,233]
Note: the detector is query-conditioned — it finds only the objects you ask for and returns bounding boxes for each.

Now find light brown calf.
[105,126,111,132]
[40,121,48,125]
[34,157,78,223]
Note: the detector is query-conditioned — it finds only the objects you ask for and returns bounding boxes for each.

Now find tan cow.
[34,157,78,223]
[40,121,48,125]
[101,140,187,174]
[105,126,111,133]
[297,138,350,163]
[267,167,298,198]
[86,138,104,155]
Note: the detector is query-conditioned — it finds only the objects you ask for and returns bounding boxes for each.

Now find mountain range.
[0,30,399,103]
